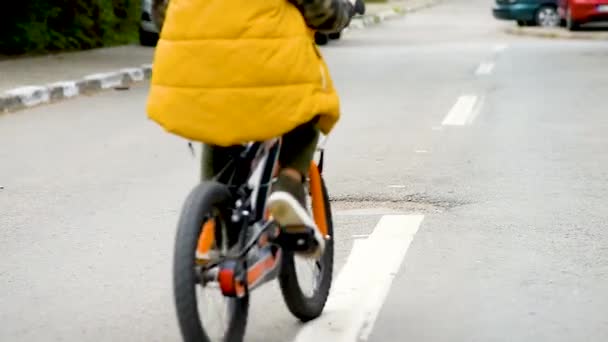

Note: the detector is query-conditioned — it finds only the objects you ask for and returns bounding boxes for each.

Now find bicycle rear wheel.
[173,181,249,342]
[278,166,334,321]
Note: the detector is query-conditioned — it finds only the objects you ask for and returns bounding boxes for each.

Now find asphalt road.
[3,0,608,341]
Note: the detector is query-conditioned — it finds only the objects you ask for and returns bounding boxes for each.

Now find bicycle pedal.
[276,226,319,252]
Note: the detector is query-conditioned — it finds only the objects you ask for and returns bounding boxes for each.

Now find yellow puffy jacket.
[146,0,341,147]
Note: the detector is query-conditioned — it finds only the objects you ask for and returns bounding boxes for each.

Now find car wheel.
[536,5,560,27]
[355,0,366,15]
[328,32,341,40]
[566,8,579,31]
[139,28,159,47]
[315,32,329,45]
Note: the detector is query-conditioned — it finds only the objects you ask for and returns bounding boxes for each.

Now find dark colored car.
[558,0,608,30]
[493,0,561,27]
[139,0,159,46]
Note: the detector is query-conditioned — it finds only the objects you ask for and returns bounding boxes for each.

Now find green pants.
[201,120,320,181]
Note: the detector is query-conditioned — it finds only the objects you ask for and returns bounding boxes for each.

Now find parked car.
[139,0,159,46]
[558,0,608,30]
[493,0,561,27]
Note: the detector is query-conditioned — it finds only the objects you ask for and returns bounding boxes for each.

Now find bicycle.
[172,136,334,342]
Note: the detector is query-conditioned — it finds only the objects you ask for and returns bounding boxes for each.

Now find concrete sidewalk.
[0,46,155,93]
[366,0,431,13]
[0,0,439,114]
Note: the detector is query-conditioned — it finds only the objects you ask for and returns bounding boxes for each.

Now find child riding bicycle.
[146,0,359,257]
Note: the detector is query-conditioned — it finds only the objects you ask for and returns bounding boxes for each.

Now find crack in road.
[330,193,467,213]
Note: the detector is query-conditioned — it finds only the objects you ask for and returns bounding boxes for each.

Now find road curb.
[505,26,608,40]
[0,1,438,115]
[0,63,154,114]
[346,0,439,32]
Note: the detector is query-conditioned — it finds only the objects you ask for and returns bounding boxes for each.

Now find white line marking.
[494,43,508,53]
[475,62,495,76]
[352,234,370,239]
[441,95,479,126]
[120,68,144,82]
[84,72,123,89]
[48,81,79,98]
[415,149,429,153]
[388,185,406,189]
[293,215,424,342]
[6,86,50,107]
[465,96,485,126]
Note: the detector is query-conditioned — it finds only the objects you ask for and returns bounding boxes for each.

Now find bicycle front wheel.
[173,181,249,342]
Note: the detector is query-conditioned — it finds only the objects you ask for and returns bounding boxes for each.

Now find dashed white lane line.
[441,95,479,126]
[475,62,495,76]
[494,43,508,53]
[293,215,424,342]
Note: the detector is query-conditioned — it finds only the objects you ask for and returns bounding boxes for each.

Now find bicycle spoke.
[196,283,231,339]
[294,255,321,297]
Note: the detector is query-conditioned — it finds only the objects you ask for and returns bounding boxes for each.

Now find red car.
[558,0,608,30]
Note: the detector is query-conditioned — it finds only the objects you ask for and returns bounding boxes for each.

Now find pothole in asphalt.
[330,193,467,216]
